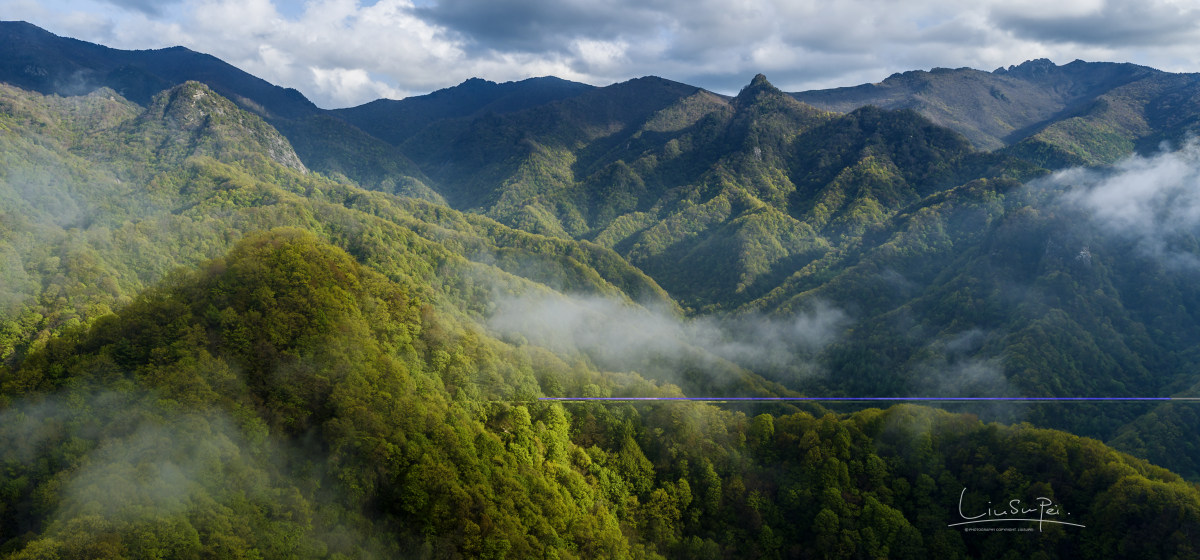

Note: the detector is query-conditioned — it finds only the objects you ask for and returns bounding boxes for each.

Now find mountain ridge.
[332,75,595,145]
[789,57,1200,160]
[0,20,318,118]
[11,19,1200,175]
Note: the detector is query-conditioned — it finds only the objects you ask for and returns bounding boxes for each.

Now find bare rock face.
[139,81,308,173]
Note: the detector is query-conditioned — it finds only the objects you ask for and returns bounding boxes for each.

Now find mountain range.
[3,20,1200,559]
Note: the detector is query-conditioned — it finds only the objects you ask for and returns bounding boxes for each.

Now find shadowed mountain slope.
[332,76,595,145]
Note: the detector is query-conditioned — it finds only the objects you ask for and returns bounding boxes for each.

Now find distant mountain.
[332,76,594,145]
[0,20,435,195]
[0,20,317,118]
[399,75,709,217]
[790,59,1200,165]
[396,72,1021,310]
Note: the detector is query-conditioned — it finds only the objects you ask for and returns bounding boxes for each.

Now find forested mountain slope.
[393,73,1003,310]
[0,80,674,373]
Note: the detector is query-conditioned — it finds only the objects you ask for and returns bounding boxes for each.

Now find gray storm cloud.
[487,292,848,384]
[990,1,1200,47]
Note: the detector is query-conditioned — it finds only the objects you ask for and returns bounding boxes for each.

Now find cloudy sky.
[4,0,1200,108]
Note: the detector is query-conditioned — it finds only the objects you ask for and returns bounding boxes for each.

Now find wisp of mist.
[487,292,849,387]
[1050,138,1200,268]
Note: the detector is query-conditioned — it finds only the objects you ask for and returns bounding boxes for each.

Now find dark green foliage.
[0,80,675,367]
